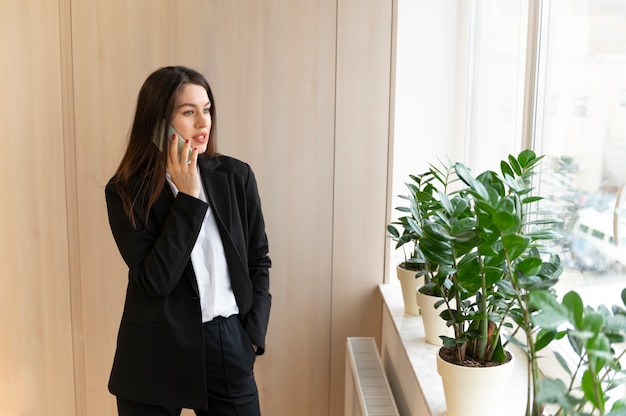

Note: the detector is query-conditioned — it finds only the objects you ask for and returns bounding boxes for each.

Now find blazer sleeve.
[105,180,208,298]
[241,165,272,355]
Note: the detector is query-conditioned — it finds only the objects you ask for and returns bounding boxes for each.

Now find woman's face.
[170,83,212,154]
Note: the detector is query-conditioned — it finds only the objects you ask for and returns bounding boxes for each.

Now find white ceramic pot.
[415,290,453,346]
[436,348,515,416]
[396,264,423,315]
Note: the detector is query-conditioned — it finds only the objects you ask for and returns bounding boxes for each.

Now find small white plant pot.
[415,290,454,346]
[436,348,515,416]
[396,264,423,315]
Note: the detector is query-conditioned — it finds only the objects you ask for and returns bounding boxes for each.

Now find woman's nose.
[196,114,209,128]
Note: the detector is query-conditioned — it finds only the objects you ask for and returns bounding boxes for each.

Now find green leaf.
[535,377,566,402]
[502,234,530,261]
[530,290,569,329]
[492,210,519,233]
[535,377,580,411]
[515,257,542,277]
[423,222,454,240]
[508,154,522,176]
[451,217,476,235]
[450,196,470,216]
[439,191,454,215]
[505,333,527,351]
[387,225,400,238]
[606,313,626,333]
[552,349,574,377]
[566,330,586,356]
[406,216,421,234]
[517,149,538,167]
[582,312,605,335]
[490,338,507,363]
[534,329,557,351]
[562,291,584,328]
[522,195,542,204]
[500,160,514,178]
[586,327,610,373]
[613,400,626,410]
[608,400,626,416]
[421,244,453,266]
[455,163,490,200]
[581,369,605,412]
[441,336,457,347]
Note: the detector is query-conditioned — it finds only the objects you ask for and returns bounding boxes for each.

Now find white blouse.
[166,170,239,322]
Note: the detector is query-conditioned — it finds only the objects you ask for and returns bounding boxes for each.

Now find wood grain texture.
[1,1,393,414]
[330,0,394,414]
[69,1,339,414]
[0,1,76,414]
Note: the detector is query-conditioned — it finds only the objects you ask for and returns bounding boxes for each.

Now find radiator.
[345,337,400,416]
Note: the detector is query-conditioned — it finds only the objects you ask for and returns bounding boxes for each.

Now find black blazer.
[105,155,271,409]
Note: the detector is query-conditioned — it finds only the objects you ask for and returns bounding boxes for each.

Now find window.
[532,0,626,307]
[390,0,626,408]
[391,0,626,308]
[462,0,529,172]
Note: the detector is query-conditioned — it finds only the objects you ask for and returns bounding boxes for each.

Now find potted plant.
[388,161,455,328]
[387,173,431,316]
[402,161,458,345]
[414,150,563,416]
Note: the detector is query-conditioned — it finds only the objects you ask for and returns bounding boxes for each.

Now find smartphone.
[151,119,192,157]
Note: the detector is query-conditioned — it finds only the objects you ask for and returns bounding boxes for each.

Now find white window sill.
[379,282,529,416]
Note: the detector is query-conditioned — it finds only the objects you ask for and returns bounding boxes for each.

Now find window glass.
[390,1,529,272]
[534,0,626,307]
[390,0,626,403]
[391,1,626,308]
[465,1,529,173]
[389,1,466,272]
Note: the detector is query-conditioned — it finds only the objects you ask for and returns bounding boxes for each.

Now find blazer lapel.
[199,158,232,230]
[198,157,252,313]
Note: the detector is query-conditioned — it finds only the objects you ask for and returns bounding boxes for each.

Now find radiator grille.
[345,337,400,416]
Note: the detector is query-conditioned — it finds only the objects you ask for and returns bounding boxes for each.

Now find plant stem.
[477,253,488,361]
[501,231,539,416]
[449,243,464,364]
[568,355,585,392]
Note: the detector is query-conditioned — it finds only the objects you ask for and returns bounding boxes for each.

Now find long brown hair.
[113,66,217,227]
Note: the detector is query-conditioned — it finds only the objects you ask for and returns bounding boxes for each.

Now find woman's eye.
[202,108,211,114]
[183,110,193,116]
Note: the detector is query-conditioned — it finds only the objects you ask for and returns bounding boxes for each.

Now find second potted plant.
[388,172,431,316]
[388,164,452,339]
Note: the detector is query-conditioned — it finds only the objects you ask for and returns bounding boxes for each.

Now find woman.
[105,66,271,416]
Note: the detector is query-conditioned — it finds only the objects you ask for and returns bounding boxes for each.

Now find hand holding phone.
[151,119,192,158]
[159,120,200,198]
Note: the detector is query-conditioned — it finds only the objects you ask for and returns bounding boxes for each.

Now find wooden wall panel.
[0,1,393,414]
[0,1,76,414]
[331,0,395,414]
[69,1,338,414]
[205,2,339,414]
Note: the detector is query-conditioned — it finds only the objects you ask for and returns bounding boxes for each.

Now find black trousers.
[116,314,260,416]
